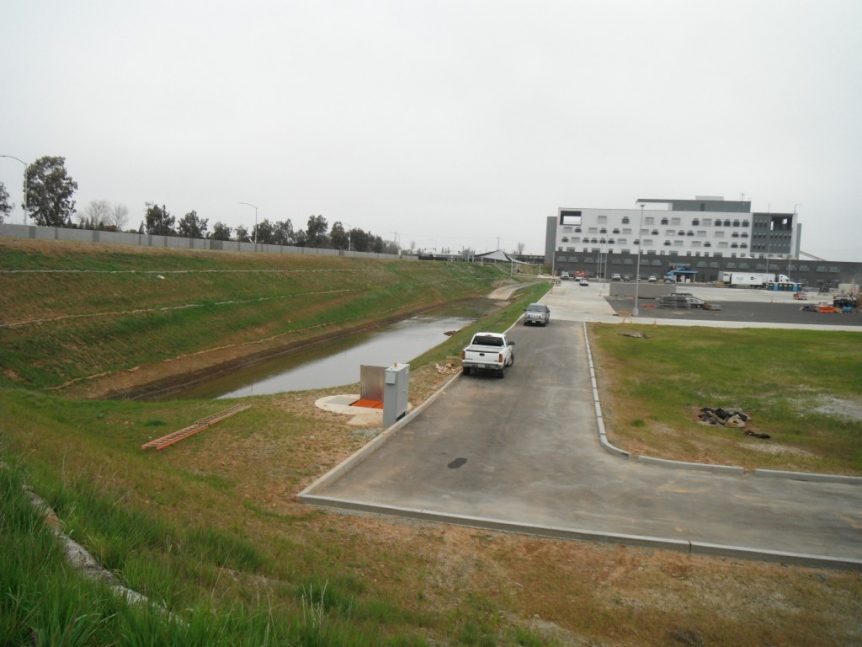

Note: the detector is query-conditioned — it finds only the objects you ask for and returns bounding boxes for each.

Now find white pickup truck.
[461,332,515,378]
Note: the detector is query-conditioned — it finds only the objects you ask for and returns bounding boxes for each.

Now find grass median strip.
[591,324,862,475]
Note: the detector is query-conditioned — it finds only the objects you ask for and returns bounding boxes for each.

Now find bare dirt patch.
[812,396,862,422]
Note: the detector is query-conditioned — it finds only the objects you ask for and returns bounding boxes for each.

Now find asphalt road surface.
[305,318,862,564]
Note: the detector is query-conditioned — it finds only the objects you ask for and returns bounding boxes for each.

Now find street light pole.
[633,203,644,317]
[238,202,258,251]
[1,154,28,224]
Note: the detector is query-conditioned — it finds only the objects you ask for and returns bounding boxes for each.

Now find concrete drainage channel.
[299,318,862,571]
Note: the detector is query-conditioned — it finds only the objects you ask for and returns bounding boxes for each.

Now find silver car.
[523,303,550,326]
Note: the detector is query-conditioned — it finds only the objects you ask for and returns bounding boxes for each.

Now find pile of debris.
[698,407,770,439]
[436,361,459,375]
[698,407,750,428]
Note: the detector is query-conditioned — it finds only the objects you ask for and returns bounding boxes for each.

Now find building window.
[697,230,706,237]
[612,228,620,234]
[597,215,608,223]
[575,227,582,232]
[623,228,632,235]
[651,229,659,235]
[677,230,685,236]
[645,217,655,225]
[741,232,749,238]
[732,232,740,238]
[671,217,681,226]
[715,231,724,238]
[622,216,630,224]
[692,219,700,226]
[704,242,712,247]
[723,219,732,226]
[742,221,749,227]
[561,237,569,242]
[660,217,669,225]
[673,240,683,247]
[563,226,573,233]
[617,238,627,244]
[588,227,598,234]
[703,218,712,226]
[733,220,740,227]
[666,229,676,236]
[600,228,607,234]
[664,240,672,246]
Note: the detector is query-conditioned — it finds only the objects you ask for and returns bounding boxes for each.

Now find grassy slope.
[0,240,506,392]
[591,323,862,474]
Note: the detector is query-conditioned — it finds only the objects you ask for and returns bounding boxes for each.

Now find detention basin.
[170,316,472,400]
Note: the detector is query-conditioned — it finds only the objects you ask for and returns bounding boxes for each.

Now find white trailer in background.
[719,272,797,288]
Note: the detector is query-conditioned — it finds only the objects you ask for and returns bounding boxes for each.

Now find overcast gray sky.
[2,0,860,259]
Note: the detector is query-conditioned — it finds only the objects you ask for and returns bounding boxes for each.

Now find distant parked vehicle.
[560,271,571,280]
[647,274,658,282]
[579,278,589,286]
[611,273,622,281]
[623,274,632,280]
[523,303,550,326]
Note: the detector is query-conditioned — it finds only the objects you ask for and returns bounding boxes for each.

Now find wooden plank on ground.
[141,404,252,451]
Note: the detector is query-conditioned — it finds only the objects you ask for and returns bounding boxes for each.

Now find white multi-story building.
[547,197,800,262]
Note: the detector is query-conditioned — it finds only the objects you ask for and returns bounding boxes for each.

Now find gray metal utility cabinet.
[383,363,409,427]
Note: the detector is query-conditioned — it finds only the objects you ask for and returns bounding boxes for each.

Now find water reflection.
[172,316,471,399]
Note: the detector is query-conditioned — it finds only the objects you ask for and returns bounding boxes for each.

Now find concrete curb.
[753,469,862,484]
[582,322,861,485]
[688,541,862,570]
[636,455,744,475]
[298,494,862,571]
[298,370,462,497]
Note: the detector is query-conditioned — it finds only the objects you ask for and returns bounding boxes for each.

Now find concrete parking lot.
[302,299,862,566]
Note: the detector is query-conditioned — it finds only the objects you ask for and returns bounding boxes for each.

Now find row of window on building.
[592,215,752,227]
[555,255,839,273]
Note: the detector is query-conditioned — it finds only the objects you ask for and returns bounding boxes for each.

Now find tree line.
[0,156,398,253]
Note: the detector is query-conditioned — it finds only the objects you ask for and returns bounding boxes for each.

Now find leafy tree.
[110,203,129,230]
[145,204,176,235]
[305,214,328,247]
[293,229,307,247]
[210,221,232,240]
[371,235,384,253]
[253,219,275,244]
[273,219,294,246]
[177,210,208,238]
[77,200,111,229]
[235,224,250,242]
[330,222,349,250]
[24,156,78,227]
[349,228,371,252]
[0,181,12,223]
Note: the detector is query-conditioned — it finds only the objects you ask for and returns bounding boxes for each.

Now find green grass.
[591,324,862,473]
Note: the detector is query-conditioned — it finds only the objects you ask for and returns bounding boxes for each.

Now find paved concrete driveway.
[304,318,862,565]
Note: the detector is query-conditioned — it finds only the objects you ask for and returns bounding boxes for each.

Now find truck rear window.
[473,335,504,346]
